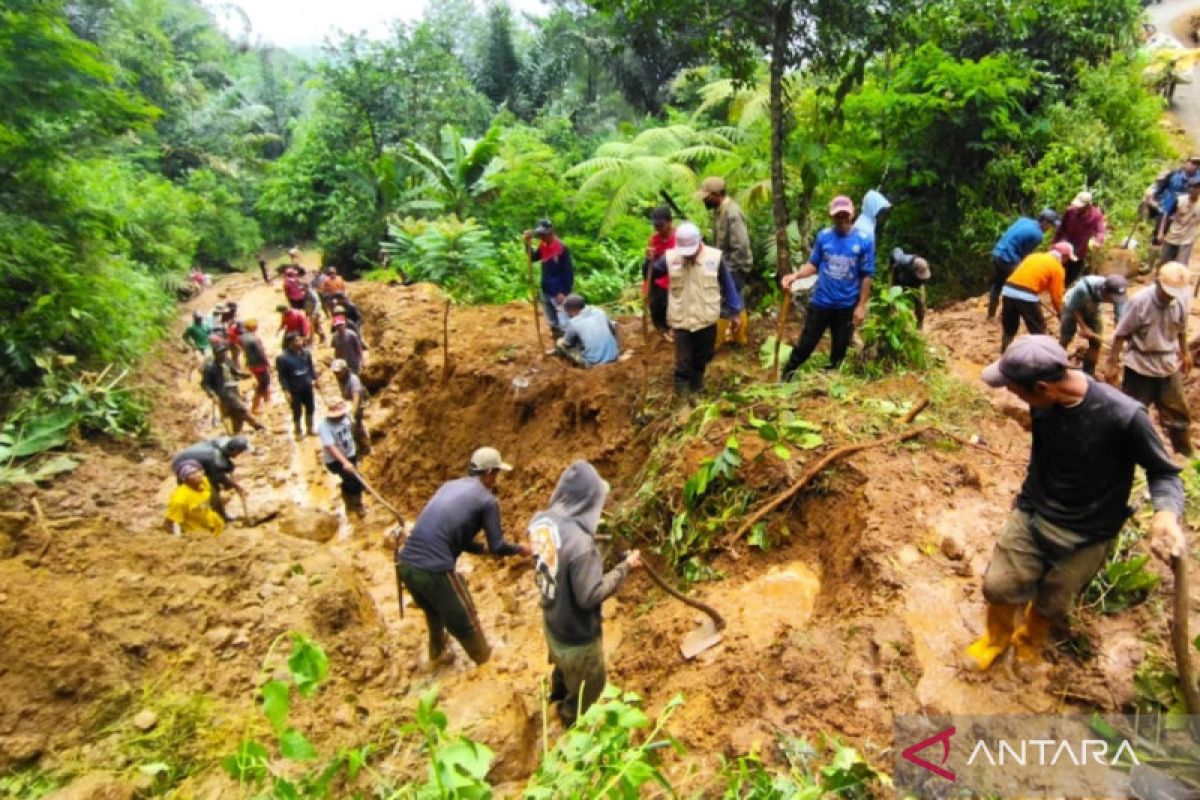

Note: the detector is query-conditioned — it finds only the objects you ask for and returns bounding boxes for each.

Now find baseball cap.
[225,435,250,454]
[1051,241,1076,261]
[1037,208,1060,226]
[1157,261,1191,299]
[533,219,554,235]
[674,221,702,257]
[326,399,348,416]
[470,446,512,472]
[982,335,1069,388]
[695,176,726,199]
[1188,156,1200,165]
[563,294,586,312]
[1070,191,1093,208]
[1102,274,1127,295]
[829,195,855,217]
[331,316,346,328]
[330,358,348,372]
[650,205,672,223]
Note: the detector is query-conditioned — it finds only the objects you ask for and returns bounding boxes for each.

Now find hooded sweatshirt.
[529,461,629,646]
[852,190,892,242]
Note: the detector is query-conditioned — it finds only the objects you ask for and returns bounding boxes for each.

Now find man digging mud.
[318,399,365,518]
[200,340,265,435]
[965,335,1185,672]
[170,436,251,522]
[396,447,531,667]
[529,460,642,726]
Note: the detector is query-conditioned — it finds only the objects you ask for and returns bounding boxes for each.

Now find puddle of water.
[731,561,821,649]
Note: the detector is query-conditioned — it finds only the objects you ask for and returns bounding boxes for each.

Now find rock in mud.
[440,681,538,784]
[940,534,965,561]
[131,710,157,731]
[44,773,134,800]
[276,506,340,544]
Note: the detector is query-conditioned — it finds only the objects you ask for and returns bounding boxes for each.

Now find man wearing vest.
[780,195,875,380]
[649,221,743,396]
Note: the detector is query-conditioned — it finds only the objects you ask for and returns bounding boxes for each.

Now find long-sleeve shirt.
[1152,168,1191,217]
[714,198,753,274]
[533,239,574,297]
[1061,276,1124,326]
[183,321,211,352]
[331,328,364,374]
[398,477,522,572]
[275,349,316,395]
[992,217,1046,266]
[649,248,744,330]
[1054,205,1106,261]
[1005,253,1065,312]
[1017,378,1183,541]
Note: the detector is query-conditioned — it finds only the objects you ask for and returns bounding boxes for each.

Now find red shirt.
[281,309,310,337]
[648,229,675,289]
[283,276,307,301]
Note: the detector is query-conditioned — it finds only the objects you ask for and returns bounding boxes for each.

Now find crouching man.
[529,460,642,725]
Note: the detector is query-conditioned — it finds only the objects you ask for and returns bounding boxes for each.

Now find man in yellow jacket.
[164,460,225,536]
[999,242,1073,354]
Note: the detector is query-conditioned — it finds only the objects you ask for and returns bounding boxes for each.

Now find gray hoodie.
[529,461,629,646]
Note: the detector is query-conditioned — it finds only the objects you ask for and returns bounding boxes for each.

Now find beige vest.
[666,245,723,331]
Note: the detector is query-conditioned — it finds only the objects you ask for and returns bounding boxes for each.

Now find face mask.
[703,197,720,210]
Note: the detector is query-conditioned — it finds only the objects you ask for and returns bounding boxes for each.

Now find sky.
[211,0,548,49]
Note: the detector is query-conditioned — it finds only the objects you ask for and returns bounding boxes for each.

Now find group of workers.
[161,168,1197,724]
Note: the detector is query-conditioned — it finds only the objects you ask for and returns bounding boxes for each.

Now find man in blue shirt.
[989,209,1059,319]
[780,196,875,380]
[555,295,619,368]
[1146,157,1200,242]
[524,219,574,338]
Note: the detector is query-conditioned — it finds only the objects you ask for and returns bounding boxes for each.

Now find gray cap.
[1037,208,1060,226]
[563,294,586,312]
[533,219,553,235]
[1102,274,1127,295]
[470,446,512,473]
[224,435,251,454]
[982,335,1069,388]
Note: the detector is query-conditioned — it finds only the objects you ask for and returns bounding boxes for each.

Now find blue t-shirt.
[809,228,875,309]
[563,307,619,367]
[992,217,1045,266]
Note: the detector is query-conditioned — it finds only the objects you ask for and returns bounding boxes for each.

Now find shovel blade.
[680,619,722,659]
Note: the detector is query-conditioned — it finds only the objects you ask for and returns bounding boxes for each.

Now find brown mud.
[2,260,1198,795]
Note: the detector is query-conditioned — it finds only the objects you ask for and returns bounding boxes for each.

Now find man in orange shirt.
[999,242,1073,354]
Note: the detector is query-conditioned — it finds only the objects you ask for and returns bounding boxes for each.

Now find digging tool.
[658,189,685,220]
[636,557,726,659]
[523,237,547,355]
[346,465,408,619]
[235,510,280,527]
[1170,553,1200,733]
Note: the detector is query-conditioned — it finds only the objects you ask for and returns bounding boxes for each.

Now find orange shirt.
[1007,253,1065,312]
[322,276,346,296]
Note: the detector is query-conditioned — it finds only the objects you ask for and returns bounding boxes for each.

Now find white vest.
[666,245,723,332]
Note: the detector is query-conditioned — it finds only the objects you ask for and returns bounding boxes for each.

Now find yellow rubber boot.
[715,317,729,351]
[1012,604,1052,664]
[964,602,1019,671]
[733,309,749,346]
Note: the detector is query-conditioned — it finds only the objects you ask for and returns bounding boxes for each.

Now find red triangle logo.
[901,726,957,782]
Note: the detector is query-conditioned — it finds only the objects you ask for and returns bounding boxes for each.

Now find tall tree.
[476,2,522,107]
[591,0,906,280]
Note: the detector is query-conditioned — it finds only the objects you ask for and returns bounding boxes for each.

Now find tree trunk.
[769,2,792,281]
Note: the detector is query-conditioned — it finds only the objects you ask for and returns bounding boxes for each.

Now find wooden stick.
[523,239,546,355]
[1171,554,1200,720]
[442,298,451,384]
[729,426,932,543]
[770,291,792,381]
[902,397,930,424]
[31,497,52,562]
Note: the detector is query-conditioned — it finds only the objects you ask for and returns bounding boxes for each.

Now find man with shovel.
[397,447,531,667]
[525,220,574,338]
[529,460,642,726]
[966,335,1185,672]
[318,399,365,518]
[1058,274,1126,375]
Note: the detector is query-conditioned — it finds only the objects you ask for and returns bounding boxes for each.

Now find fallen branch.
[903,397,930,424]
[728,426,932,544]
[31,497,52,563]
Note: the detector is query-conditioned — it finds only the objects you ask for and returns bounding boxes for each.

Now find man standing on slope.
[530,460,642,725]
[525,220,574,338]
[642,206,675,338]
[998,242,1073,354]
[1105,261,1195,456]
[780,195,874,379]
[699,177,753,344]
[966,335,1184,671]
[1054,191,1106,284]
[276,333,319,438]
[648,221,743,396]
[397,447,531,667]
[989,209,1059,319]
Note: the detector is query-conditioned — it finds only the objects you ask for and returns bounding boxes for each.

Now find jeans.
[541,293,567,334]
[673,325,718,394]
[988,257,1016,319]
[1000,296,1045,353]
[782,305,855,379]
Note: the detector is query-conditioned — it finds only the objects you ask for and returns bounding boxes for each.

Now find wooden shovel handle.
[1171,554,1200,718]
